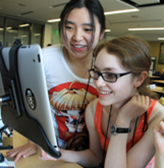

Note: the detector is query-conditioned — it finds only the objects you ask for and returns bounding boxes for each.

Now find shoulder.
[42,44,63,57]
[86,98,99,112]
[149,100,164,127]
[42,44,63,64]
[85,98,99,122]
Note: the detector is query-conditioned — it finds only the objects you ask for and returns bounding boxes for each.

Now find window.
[0,15,44,47]
[5,19,30,47]
[31,24,43,46]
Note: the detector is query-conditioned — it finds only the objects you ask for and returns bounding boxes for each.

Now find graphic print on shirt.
[49,81,98,141]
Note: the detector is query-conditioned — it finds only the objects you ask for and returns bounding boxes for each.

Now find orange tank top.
[94,100,157,152]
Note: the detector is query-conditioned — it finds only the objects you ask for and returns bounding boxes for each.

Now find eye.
[65,25,73,30]
[84,28,93,32]
[83,26,93,33]
[105,73,116,79]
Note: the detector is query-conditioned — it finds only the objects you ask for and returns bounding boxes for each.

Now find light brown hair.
[94,36,158,99]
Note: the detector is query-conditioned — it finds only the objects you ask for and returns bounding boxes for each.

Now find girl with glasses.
[92,36,164,168]
[5,0,105,162]
[40,36,164,168]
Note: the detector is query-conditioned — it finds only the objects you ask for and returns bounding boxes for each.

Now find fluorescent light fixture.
[19,24,30,27]
[34,33,41,36]
[47,18,61,23]
[158,37,164,40]
[8,30,18,33]
[128,27,164,31]
[105,29,111,32]
[7,27,12,30]
[104,8,139,15]
[21,35,27,38]
[0,28,4,31]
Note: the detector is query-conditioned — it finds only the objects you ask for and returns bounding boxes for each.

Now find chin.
[98,99,112,106]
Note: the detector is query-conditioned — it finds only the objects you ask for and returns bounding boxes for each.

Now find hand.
[118,95,152,122]
[153,119,164,155]
[5,141,38,162]
[39,148,57,161]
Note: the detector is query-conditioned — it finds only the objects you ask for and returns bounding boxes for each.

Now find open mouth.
[74,45,84,48]
[99,91,112,95]
[72,45,86,51]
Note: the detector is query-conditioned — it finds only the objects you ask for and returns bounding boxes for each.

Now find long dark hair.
[59,0,105,34]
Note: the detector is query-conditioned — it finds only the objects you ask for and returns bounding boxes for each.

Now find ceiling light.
[158,37,164,40]
[21,35,27,38]
[8,30,17,33]
[7,27,12,30]
[128,27,164,31]
[34,33,41,36]
[0,28,4,31]
[105,29,111,32]
[19,24,30,27]
[47,18,61,23]
[104,8,139,15]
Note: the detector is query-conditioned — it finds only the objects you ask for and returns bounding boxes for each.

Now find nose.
[94,75,106,88]
[72,29,83,41]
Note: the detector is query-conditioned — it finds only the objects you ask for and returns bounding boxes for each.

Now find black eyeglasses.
[89,69,131,83]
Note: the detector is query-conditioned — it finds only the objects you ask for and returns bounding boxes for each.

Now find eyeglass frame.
[88,68,132,83]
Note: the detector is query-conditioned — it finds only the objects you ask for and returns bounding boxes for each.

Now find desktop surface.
[0,131,82,168]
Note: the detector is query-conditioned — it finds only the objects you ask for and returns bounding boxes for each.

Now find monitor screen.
[0,41,61,158]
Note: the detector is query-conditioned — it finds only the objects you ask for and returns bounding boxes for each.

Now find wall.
[43,23,61,48]
[43,24,52,48]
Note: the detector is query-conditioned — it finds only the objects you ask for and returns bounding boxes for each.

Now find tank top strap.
[94,101,103,130]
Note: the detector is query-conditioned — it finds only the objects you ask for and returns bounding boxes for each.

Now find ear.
[134,71,148,88]
[99,31,104,40]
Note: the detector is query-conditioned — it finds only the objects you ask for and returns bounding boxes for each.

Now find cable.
[67,53,95,150]
[99,105,112,167]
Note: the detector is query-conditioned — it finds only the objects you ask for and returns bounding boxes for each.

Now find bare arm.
[5,140,38,162]
[40,99,103,167]
[153,119,164,168]
[105,95,164,168]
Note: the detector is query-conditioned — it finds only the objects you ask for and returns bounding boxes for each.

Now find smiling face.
[93,48,138,107]
[62,7,103,59]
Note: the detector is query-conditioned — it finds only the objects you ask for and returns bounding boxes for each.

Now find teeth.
[99,91,109,95]
[74,46,83,48]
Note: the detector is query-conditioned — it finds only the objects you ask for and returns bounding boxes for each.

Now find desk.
[0,131,82,168]
[151,80,164,87]
[151,80,164,84]
[150,86,164,94]
[149,75,161,79]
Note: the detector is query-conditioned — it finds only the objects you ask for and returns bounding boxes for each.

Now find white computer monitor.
[0,41,61,158]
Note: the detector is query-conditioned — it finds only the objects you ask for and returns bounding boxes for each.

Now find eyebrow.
[94,65,117,71]
[65,20,93,27]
